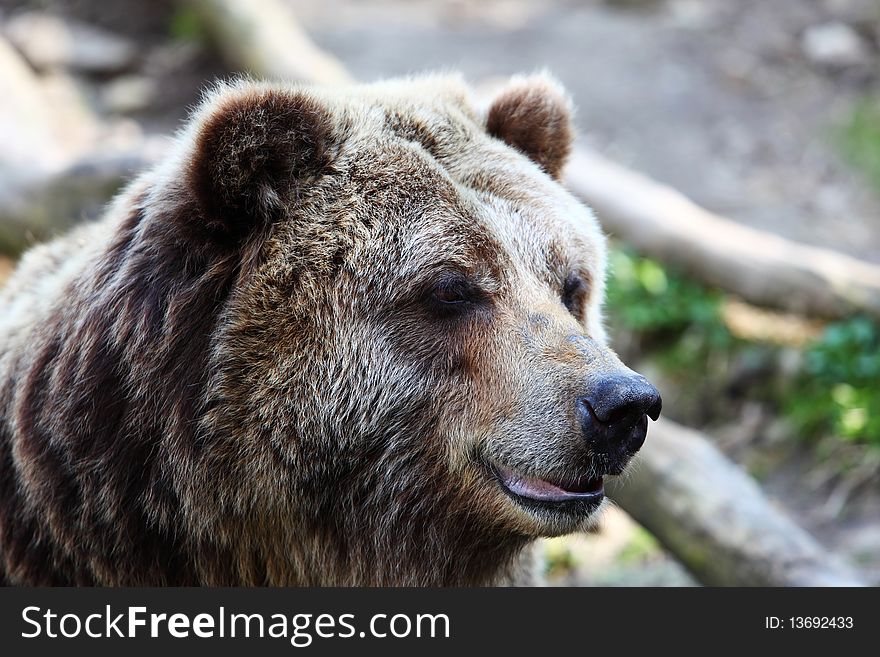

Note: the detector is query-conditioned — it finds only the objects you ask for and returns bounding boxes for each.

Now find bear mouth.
[492,463,604,510]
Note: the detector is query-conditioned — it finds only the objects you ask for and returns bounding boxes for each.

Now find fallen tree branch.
[566,148,880,321]
[609,419,864,586]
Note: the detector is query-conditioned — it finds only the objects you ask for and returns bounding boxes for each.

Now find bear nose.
[576,373,662,460]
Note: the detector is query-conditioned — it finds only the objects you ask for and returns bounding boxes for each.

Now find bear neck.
[204,506,533,586]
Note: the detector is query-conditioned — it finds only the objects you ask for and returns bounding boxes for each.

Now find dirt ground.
[1,0,878,585]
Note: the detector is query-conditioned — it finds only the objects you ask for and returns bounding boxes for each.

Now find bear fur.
[0,74,647,586]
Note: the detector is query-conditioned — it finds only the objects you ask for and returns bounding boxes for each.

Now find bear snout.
[576,372,662,472]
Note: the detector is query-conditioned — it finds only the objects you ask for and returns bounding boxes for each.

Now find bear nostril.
[579,397,628,426]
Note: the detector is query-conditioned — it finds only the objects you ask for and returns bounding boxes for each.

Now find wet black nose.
[577,373,662,460]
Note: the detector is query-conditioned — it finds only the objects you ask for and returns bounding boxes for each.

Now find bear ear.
[186,85,335,241]
[486,74,574,180]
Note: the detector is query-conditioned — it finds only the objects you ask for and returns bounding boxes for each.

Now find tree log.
[609,419,864,586]
[566,148,880,321]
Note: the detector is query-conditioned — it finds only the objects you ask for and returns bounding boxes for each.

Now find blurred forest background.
[0,0,878,586]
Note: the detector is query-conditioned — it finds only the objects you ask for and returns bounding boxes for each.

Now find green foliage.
[605,248,735,372]
[168,6,207,43]
[839,99,880,189]
[802,99,880,446]
[606,248,722,332]
[785,317,880,446]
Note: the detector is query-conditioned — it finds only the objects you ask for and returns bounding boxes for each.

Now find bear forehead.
[330,101,601,286]
[222,75,604,296]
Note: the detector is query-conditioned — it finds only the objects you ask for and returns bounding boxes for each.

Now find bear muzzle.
[576,371,662,474]
[490,365,661,518]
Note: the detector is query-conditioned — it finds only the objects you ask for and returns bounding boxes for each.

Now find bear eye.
[561,273,588,316]
[426,274,485,314]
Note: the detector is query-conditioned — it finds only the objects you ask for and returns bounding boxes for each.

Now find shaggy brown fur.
[0,74,649,586]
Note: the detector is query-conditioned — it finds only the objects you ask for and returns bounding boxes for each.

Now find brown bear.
[0,74,660,586]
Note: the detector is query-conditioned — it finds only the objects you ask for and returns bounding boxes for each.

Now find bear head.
[138,74,660,584]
